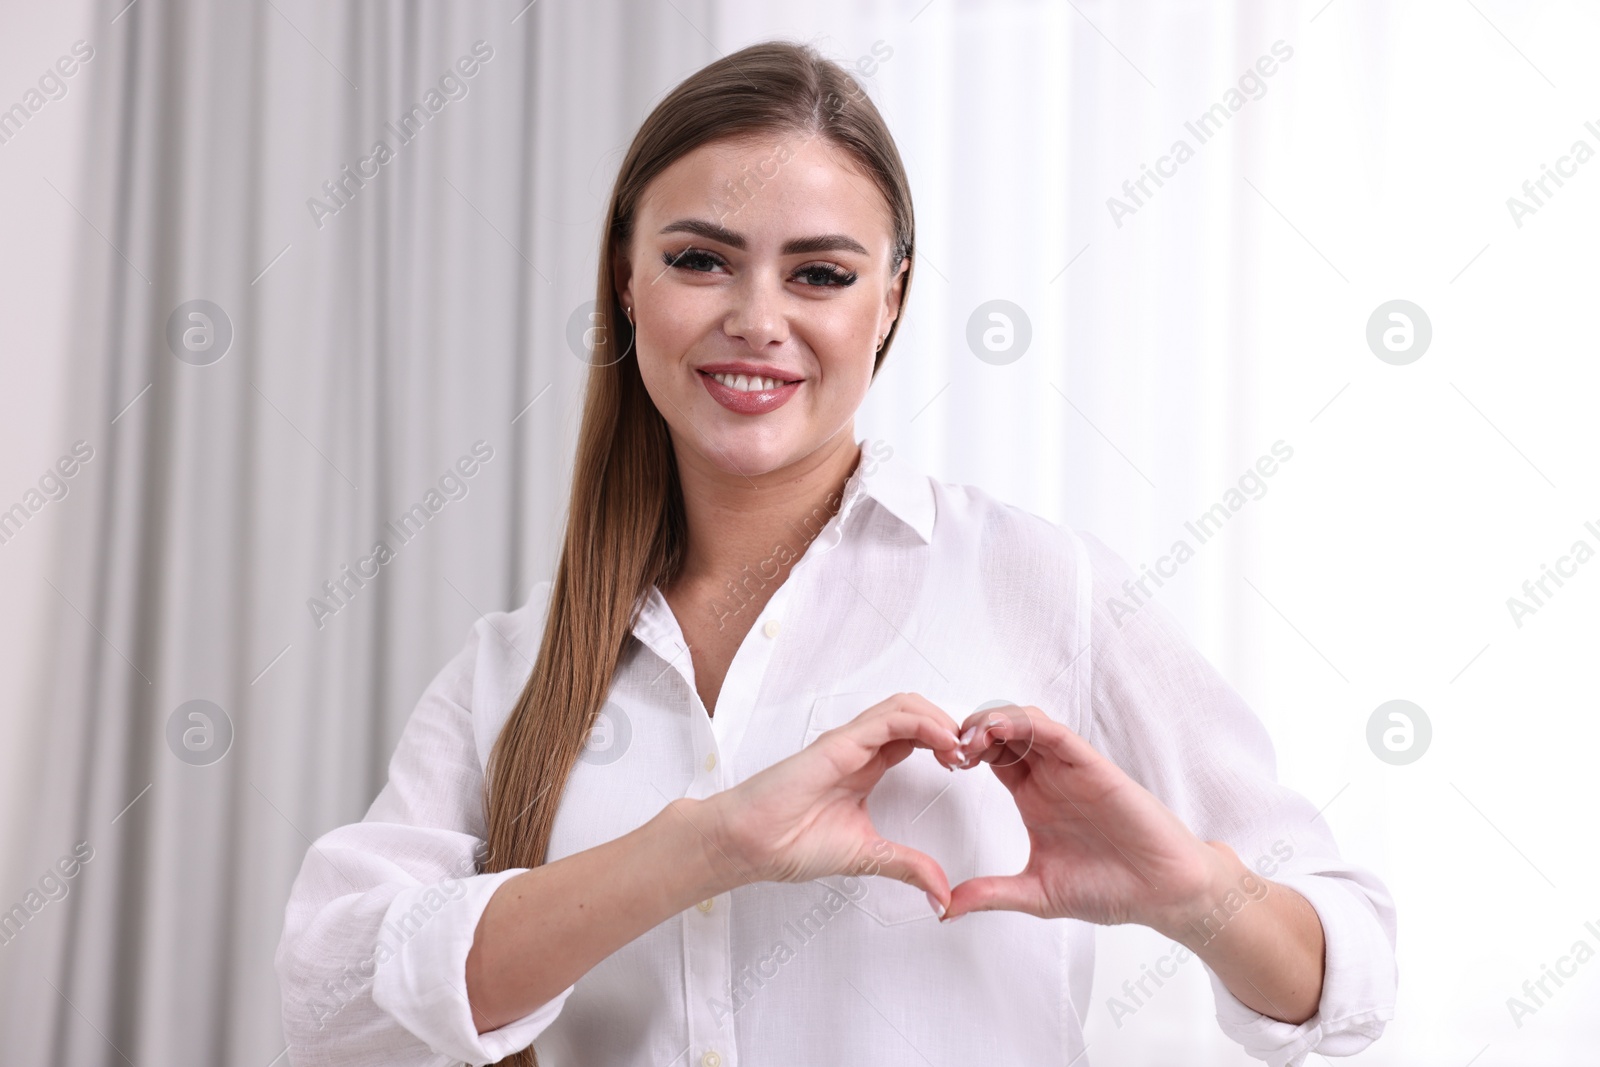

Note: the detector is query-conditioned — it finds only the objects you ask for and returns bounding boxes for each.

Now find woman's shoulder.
[462,578,554,666]
[920,473,1145,620]
[922,472,1100,562]
[449,579,554,769]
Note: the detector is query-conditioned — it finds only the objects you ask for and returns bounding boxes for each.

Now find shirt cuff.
[1206,873,1396,1066]
[371,867,576,1065]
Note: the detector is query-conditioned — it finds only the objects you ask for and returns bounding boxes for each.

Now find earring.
[616,305,635,363]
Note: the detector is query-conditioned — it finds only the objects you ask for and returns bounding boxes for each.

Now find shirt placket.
[678,582,799,1067]
[634,480,869,1067]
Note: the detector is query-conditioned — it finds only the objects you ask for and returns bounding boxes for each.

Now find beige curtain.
[0,1,713,1062]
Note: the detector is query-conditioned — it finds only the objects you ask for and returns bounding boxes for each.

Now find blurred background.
[2,0,1597,1063]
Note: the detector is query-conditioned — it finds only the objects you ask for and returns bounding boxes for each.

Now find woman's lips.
[697,369,802,415]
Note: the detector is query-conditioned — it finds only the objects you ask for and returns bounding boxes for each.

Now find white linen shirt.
[275,440,1397,1067]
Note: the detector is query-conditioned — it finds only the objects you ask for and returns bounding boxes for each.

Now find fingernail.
[958,725,978,746]
[951,746,966,763]
[925,891,945,919]
[940,910,966,923]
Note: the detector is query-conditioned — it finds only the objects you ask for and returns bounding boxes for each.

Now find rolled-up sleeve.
[1207,866,1396,1065]
[275,612,574,1066]
[1075,530,1398,1065]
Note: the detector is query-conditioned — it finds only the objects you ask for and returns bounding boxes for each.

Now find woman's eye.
[663,248,723,273]
[795,264,858,288]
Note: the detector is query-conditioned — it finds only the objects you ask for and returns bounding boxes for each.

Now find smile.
[704,371,796,392]
[696,369,802,415]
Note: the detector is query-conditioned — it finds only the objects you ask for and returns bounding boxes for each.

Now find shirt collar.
[837,438,935,546]
[630,440,934,648]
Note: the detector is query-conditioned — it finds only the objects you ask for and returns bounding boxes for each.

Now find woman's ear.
[612,246,634,318]
[880,254,909,335]
[883,257,908,319]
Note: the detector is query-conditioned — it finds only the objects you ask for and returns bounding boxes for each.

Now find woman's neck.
[670,431,862,594]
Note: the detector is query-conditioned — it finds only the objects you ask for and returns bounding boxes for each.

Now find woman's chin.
[677,427,812,481]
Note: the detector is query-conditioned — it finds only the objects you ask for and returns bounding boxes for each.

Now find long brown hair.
[482,39,915,1063]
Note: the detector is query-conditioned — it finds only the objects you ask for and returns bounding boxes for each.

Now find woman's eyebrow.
[658,218,868,256]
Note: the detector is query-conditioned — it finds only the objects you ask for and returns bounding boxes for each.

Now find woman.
[276,40,1396,1067]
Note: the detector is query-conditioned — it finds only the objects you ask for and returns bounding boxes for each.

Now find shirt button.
[696,898,715,913]
[762,618,780,638]
[703,752,717,772]
[701,1053,722,1067]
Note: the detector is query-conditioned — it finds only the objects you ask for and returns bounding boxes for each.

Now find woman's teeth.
[708,371,789,392]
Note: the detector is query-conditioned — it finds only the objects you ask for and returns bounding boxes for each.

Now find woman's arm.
[939,527,1395,1057]
[276,618,530,1067]
[465,693,966,1033]
[1161,840,1325,1023]
[465,796,734,1032]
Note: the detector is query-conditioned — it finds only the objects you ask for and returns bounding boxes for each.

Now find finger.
[1013,711,1104,770]
[942,873,1045,921]
[968,711,1112,797]
[955,705,1025,756]
[956,705,1106,773]
[838,696,963,761]
[954,705,1037,769]
[881,692,965,752]
[875,736,917,771]
[977,749,1031,794]
[859,838,952,915]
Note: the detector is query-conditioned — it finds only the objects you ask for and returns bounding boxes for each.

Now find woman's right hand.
[699,692,966,910]
[464,694,964,1033]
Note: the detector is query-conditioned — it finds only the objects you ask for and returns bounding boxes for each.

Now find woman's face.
[617,132,908,480]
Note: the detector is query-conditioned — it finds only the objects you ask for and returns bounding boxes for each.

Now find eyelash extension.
[798,264,857,287]
[661,248,857,288]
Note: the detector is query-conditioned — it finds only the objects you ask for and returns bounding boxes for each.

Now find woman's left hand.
[940,705,1231,938]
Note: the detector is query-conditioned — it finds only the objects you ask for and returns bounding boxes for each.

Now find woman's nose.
[723,274,789,349]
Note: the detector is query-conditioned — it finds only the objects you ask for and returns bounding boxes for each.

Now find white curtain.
[5,0,1595,1064]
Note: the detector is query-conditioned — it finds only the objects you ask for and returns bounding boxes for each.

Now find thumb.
[861,838,952,916]
[943,874,1044,921]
